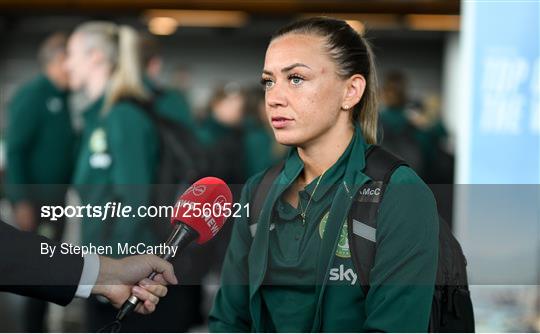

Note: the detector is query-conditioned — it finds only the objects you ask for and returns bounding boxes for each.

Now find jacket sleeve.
[5,86,41,203]
[363,166,439,332]
[208,175,261,332]
[0,221,84,306]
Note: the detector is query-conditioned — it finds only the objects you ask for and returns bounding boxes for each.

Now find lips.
[271,116,294,129]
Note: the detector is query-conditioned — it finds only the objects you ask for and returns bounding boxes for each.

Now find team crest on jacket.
[46,97,63,113]
[89,128,107,153]
[89,128,111,169]
[318,211,351,258]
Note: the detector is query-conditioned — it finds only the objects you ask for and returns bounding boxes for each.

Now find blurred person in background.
[137,33,213,332]
[64,22,175,332]
[171,64,193,97]
[378,71,425,176]
[199,82,247,185]
[379,71,451,184]
[410,94,453,184]
[379,71,454,226]
[5,31,77,332]
[196,83,248,313]
[243,85,287,178]
[139,33,197,130]
[137,33,207,192]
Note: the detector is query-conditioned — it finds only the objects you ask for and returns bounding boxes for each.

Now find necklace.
[298,169,327,225]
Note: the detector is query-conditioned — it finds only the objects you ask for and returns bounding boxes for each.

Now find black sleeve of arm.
[0,221,84,306]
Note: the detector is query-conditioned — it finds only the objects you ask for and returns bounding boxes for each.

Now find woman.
[209,17,439,332]
[64,22,167,331]
[66,21,158,257]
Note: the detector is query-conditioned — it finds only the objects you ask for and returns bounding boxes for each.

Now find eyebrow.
[262,63,312,76]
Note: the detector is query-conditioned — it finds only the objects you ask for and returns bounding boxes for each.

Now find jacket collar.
[281,126,369,195]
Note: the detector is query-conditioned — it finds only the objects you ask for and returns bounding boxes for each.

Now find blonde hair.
[271,17,379,144]
[74,22,148,114]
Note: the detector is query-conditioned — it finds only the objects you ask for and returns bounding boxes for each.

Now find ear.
[341,74,366,111]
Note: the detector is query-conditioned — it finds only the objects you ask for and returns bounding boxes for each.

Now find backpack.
[249,145,475,332]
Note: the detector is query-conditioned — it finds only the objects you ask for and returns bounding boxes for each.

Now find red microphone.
[115,177,233,321]
[172,176,233,244]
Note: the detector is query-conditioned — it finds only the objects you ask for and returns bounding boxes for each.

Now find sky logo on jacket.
[329,264,357,285]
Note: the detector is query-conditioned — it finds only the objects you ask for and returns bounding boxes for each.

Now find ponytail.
[105,25,148,112]
[355,38,379,144]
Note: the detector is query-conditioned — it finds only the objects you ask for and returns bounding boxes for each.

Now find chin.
[273,129,306,147]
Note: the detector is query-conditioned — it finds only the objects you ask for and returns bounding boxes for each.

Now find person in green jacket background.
[65,22,162,332]
[4,32,77,332]
[139,33,197,130]
[209,17,439,332]
[198,82,248,185]
[379,70,450,183]
[5,32,76,234]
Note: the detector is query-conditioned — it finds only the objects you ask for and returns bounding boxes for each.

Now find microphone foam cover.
[171,177,233,244]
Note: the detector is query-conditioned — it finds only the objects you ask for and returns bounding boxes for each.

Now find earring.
[343,105,350,110]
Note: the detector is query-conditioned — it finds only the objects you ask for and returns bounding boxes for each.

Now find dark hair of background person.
[37,31,67,68]
[382,70,408,108]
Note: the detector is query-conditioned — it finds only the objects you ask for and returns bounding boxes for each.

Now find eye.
[260,77,275,90]
[289,74,304,86]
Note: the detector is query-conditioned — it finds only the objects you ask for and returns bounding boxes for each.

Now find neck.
[85,65,110,101]
[297,121,354,185]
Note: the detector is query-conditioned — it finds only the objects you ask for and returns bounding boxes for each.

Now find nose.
[265,84,288,109]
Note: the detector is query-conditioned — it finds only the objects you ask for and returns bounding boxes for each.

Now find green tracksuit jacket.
[73,97,159,251]
[5,74,76,203]
[209,126,439,332]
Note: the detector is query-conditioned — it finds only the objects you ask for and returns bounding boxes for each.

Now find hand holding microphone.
[115,177,233,321]
[91,254,178,315]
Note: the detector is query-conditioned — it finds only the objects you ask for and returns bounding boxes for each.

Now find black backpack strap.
[363,145,408,182]
[348,145,408,296]
[248,161,285,238]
